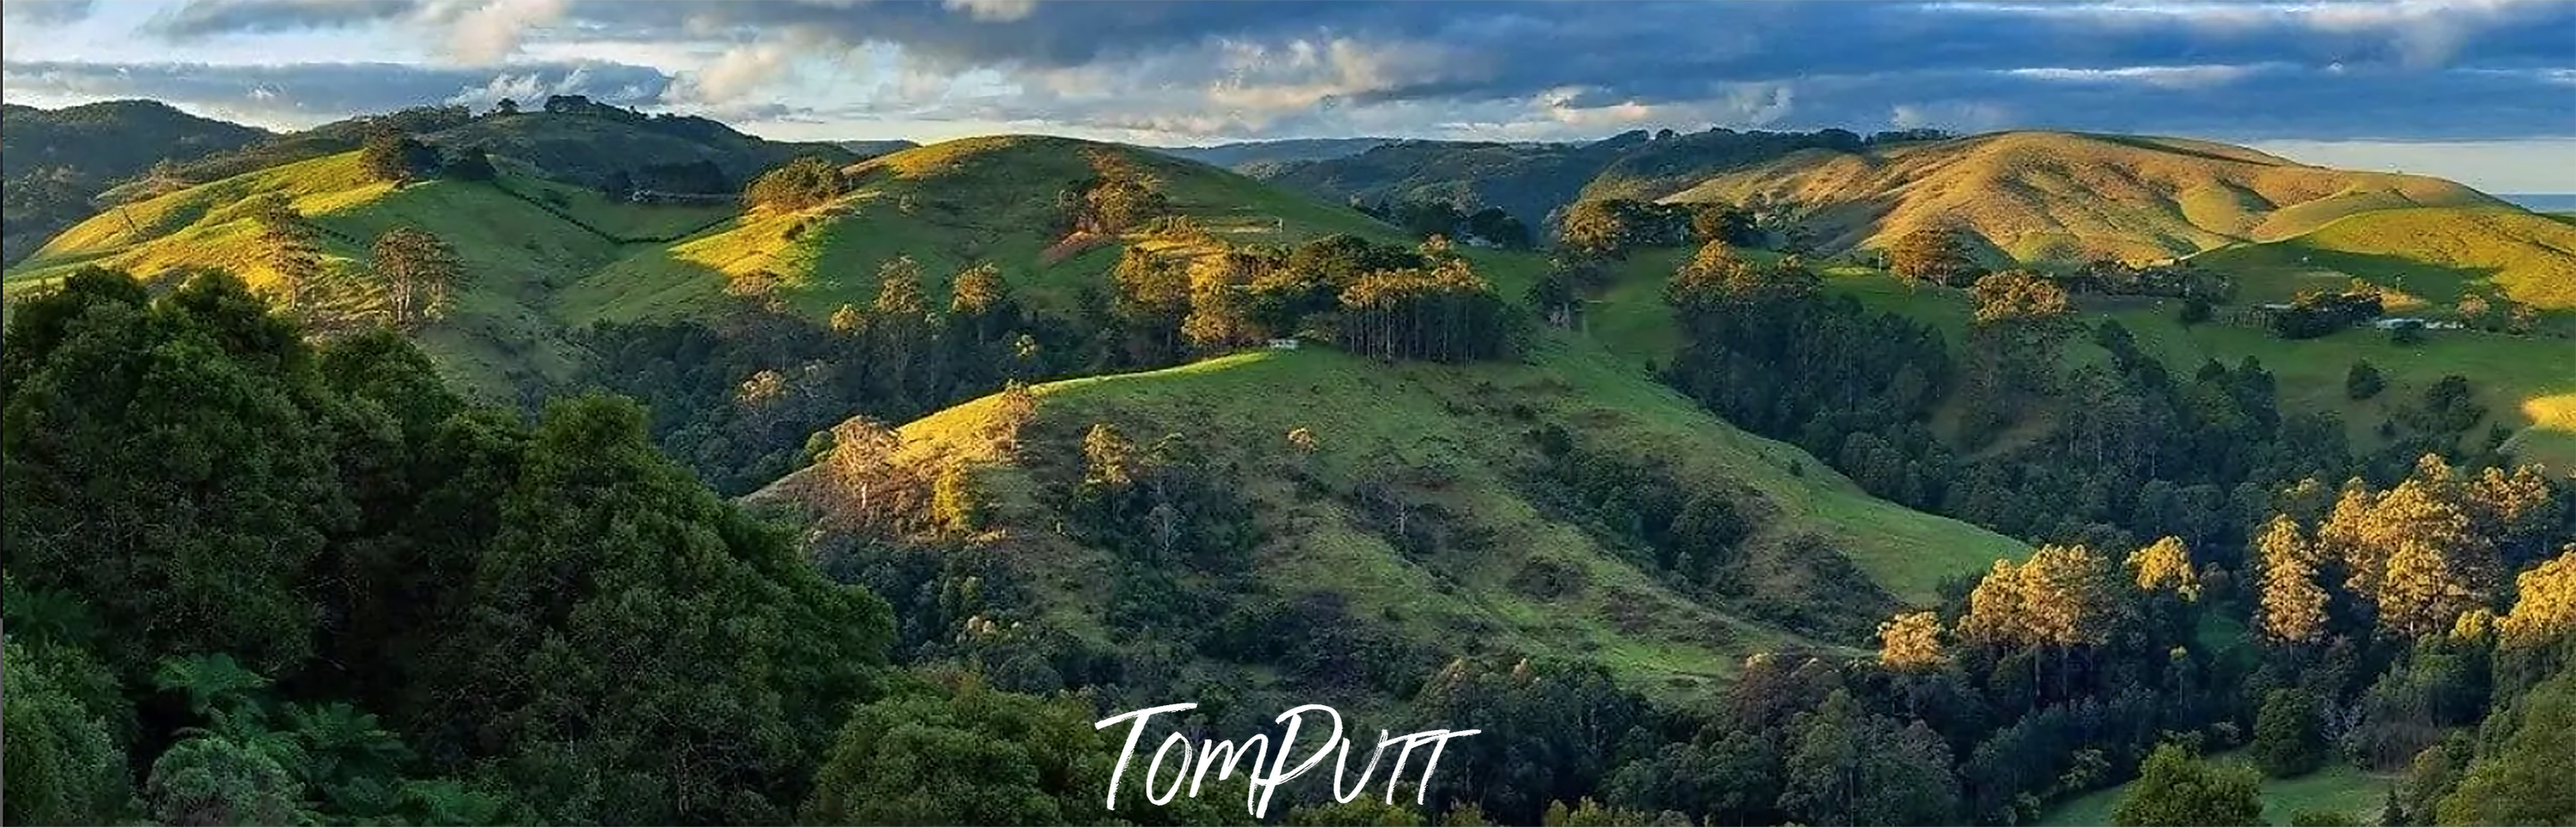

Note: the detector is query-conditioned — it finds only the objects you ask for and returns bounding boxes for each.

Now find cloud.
[50,1,2576,143]
[2,59,673,125]
[1,0,94,24]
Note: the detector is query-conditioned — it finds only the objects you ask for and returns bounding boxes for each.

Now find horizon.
[20,93,2576,199]
[4,0,2572,192]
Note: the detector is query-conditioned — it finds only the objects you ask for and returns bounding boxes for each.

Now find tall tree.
[1877,611,1948,671]
[2258,515,2331,645]
[249,193,326,315]
[369,226,463,331]
[1888,228,1975,287]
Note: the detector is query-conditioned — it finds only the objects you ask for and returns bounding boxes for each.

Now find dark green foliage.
[2178,295,2214,325]
[2437,670,2576,825]
[3,270,350,675]
[442,145,497,181]
[744,155,848,210]
[2109,744,2264,827]
[145,734,312,827]
[1779,690,1962,826]
[2265,289,2383,339]
[2254,688,2327,777]
[3,636,133,826]
[435,393,892,824]
[2348,359,2387,400]
[801,675,1122,826]
[359,128,441,184]
[3,268,897,827]
[1415,660,1653,824]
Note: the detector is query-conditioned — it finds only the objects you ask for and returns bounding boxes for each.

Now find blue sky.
[4,0,2572,191]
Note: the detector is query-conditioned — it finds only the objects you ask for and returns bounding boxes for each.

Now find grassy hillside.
[1568,247,2576,472]
[1664,131,2504,265]
[2193,205,2576,313]
[3,150,728,396]
[3,100,270,265]
[755,338,2027,703]
[563,135,1408,324]
[2039,754,2395,826]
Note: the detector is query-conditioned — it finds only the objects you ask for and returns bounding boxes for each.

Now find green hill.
[2192,205,2576,313]
[1566,248,2576,472]
[1662,131,2505,265]
[2,100,270,265]
[564,134,1409,324]
[2,150,730,396]
[752,338,2027,703]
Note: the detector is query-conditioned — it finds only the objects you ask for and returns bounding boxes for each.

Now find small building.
[1268,338,1301,350]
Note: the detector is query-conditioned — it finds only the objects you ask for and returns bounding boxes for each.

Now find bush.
[2253,689,2326,777]
[2346,360,2385,400]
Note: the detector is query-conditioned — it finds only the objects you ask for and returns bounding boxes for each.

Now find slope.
[3,150,728,396]
[1569,250,2576,472]
[752,336,2028,704]
[2,100,271,266]
[563,134,1406,323]
[2191,205,2576,313]
[1664,131,2504,265]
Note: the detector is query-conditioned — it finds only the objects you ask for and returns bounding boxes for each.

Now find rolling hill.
[2,100,271,266]
[2191,204,2576,313]
[1661,131,2506,265]
[752,338,2027,704]
[0,150,677,397]
[563,134,1410,323]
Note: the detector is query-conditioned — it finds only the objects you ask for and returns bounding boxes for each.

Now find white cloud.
[942,0,1039,23]
[417,0,573,64]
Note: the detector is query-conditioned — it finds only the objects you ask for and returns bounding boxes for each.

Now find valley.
[3,92,2570,827]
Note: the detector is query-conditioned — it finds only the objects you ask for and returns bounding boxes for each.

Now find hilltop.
[2,100,270,265]
[564,134,1407,323]
[1662,131,2506,264]
[418,100,856,193]
[752,339,2026,704]
[1251,127,1949,229]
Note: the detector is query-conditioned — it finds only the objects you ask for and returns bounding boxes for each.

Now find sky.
[3,0,2573,192]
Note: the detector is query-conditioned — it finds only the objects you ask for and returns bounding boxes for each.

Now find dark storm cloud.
[0,60,673,123]
[107,1,2576,141]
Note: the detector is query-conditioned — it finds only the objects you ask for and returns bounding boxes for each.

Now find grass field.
[2192,205,2576,313]
[759,337,2027,702]
[2039,755,2395,826]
